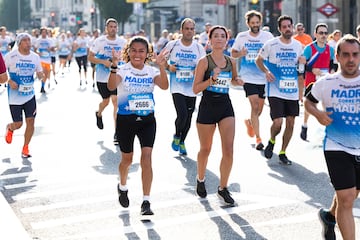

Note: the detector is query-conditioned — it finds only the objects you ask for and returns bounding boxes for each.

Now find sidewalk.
[0,192,31,239]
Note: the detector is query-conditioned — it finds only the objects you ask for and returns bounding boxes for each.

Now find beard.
[250,26,260,34]
[282,31,293,39]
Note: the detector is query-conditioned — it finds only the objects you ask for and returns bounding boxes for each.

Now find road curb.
[0,192,31,239]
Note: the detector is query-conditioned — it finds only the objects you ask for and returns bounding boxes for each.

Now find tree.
[0,0,31,31]
[93,0,133,33]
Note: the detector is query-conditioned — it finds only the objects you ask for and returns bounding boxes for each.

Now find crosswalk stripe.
[29,193,297,229]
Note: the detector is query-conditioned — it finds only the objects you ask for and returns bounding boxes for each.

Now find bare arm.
[0,72,8,84]
[255,54,275,82]
[154,49,169,90]
[230,58,244,86]
[193,57,215,94]
[304,98,333,126]
[88,51,112,68]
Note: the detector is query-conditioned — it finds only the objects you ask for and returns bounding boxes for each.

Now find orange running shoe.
[5,125,13,144]
[22,145,32,158]
[244,119,255,138]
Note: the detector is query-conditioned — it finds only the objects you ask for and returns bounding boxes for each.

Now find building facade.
[27,0,360,37]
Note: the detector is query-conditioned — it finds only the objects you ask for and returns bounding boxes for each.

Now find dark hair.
[245,10,262,23]
[277,15,293,29]
[314,23,328,33]
[180,18,195,30]
[208,25,228,40]
[336,34,360,55]
[122,36,153,64]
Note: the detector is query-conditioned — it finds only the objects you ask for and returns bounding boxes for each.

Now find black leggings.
[172,93,196,142]
[75,55,88,73]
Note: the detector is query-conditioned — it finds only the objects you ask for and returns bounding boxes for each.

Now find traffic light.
[249,0,260,10]
[50,12,56,26]
[90,7,95,19]
[75,12,83,26]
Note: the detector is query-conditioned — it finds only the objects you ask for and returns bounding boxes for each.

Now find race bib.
[175,66,194,82]
[18,84,34,95]
[128,93,154,116]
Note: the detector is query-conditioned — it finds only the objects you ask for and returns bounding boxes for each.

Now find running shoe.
[5,125,13,144]
[196,180,207,198]
[300,126,307,141]
[255,138,264,150]
[244,119,255,137]
[179,142,187,155]
[318,208,336,240]
[21,145,32,158]
[140,200,154,215]
[95,112,103,129]
[217,187,235,206]
[278,153,292,165]
[117,184,129,208]
[40,86,46,93]
[264,141,274,159]
[113,133,118,145]
[171,135,180,151]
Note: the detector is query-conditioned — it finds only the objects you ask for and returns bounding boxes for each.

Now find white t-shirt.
[310,72,360,155]
[5,49,42,105]
[116,62,159,116]
[232,30,273,84]
[89,35,127,83]
[258,37,303,100]
[34,37,55,64]
[164,39,206,96]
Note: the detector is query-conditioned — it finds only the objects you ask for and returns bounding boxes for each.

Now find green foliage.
[93,0,133,26]
[0,0,31,31]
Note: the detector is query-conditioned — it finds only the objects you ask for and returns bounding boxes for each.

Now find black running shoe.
[96,112,103,129]
[40,86,46,93]
[278,153,292,165]
[113,133,119,145]
[217,187,235,205]
[318,208,336,240]
[140,200,154,215]
[196,180,207,198]
[264,141,274,159]
[117,184,129,208]
[300,126,307,141]
[255,142,264,150]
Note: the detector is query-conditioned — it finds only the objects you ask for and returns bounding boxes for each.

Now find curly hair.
[122,36,154,64]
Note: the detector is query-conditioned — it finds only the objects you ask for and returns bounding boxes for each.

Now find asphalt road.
[0,63,359,240]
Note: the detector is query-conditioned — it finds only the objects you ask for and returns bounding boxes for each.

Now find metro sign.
[317,3,339,17]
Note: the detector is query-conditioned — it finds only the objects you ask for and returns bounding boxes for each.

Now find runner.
[34,27,55,93]
[165,17,206,155]
[108,36,169,215]
[255,15,305,165]
[88,18,127,144]
[305,34,360,240]
[4,33,44,157]
[193,25,244,205]
[231,10,273,150]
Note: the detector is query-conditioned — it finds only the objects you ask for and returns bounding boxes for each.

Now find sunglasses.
[317,31,328,35]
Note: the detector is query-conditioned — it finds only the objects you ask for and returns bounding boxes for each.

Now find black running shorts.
[324,151,360,190]
[243,82,266,99]
[116,113,156,153]
[268,97,299,120]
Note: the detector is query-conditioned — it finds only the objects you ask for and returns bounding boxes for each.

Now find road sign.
[317,3,339,17]
[69,14,76,26]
